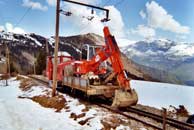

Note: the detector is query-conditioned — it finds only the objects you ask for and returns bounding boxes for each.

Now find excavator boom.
[103,26,138,107]
[103,27,130,89]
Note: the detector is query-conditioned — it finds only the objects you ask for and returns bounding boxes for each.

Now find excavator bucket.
[112,89,138,108]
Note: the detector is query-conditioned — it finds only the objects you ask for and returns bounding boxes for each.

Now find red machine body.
[47,26,130,90]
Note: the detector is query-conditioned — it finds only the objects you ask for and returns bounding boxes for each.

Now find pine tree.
[10,62,17,73]
[35,51,46,75]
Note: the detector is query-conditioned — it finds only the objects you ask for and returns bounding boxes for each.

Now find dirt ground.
[18,77,66,112]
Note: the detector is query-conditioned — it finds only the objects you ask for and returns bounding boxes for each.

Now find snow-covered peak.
[0,31,43,46]
[0,31,16,41]
[117,38,137,47]
[157,38,172,43]
[167,44,194,57]
[156,39,174,48]
[123,38,194,58]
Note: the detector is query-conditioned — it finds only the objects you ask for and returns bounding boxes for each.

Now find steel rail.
[99,104,163,130]
[127,107,194,130]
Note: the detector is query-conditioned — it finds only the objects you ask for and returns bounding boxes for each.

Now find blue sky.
[0,0,193,45]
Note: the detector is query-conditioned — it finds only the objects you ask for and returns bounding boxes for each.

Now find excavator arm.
[76,26,131,90]
[103,27,138,107]
[75,26,138,107]
[103,26,130,90]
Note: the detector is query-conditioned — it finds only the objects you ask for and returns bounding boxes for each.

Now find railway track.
[99,104,163,130]
[28,75,49,86]
[126,107,194,130]
[28,75,194,130]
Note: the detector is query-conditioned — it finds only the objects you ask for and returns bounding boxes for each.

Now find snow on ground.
[131,80,194,114]
[21,85,48,98]
[2,77,193,130]
[0,78,101,130]
[0,57,6,63]
[0,78,133,130]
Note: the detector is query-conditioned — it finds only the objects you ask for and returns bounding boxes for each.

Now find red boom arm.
[75,26,130,90]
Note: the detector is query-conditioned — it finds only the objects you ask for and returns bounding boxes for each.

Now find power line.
[80,20,92,34]
[61,0,111,35]
[15,6,32,27]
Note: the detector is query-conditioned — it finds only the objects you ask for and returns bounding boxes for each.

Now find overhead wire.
[61,0,111,35]
[60,6,91,35]
[79,21,93,34]
[79,0,111,34]
[15,6,32,27]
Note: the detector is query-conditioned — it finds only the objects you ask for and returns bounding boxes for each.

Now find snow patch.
[116,125,131,130]
[48,37,55,46]
[131,80,194,114]
[0,57,6,63]
[21,86,48,98]
[26,34,42,46]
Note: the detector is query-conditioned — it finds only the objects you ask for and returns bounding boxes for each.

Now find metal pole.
[163,108,167,130]
[5,44,9,86]
[34,54,36,75]
[46,39,49,56]
[62,0,108,11]
[61,0,109,21]
[52,0,60,97]
[6,46,10,77]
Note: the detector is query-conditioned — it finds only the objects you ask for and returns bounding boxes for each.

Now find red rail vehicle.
[46,26,138,107]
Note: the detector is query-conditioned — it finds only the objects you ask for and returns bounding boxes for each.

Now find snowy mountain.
[0,30,50,74]
[122,39,194,86]
[0,31,44,47]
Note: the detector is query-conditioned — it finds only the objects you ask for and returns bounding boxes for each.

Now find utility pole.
[5,43,10,86]
[33,53,36,75]
[52,0,60,97]
[46,39,49,56]
[6,45,10,76]
[163,108,167,130]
